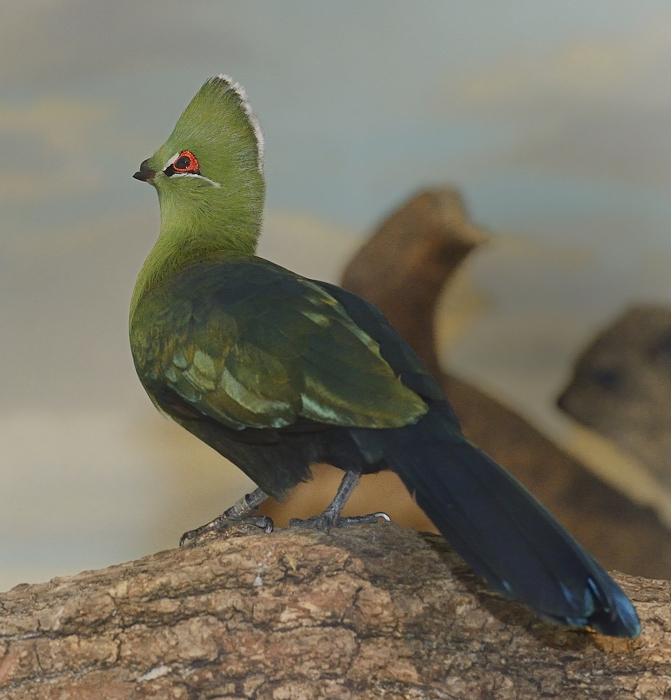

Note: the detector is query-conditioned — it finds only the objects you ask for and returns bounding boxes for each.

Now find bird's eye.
[164,150,200,176]
[173,151,199,172]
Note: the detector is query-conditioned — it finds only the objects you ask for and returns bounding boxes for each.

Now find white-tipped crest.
[218,74,265,174]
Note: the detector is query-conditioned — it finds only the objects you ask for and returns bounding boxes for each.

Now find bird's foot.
[290,511,390,532]
[179,489,273,546]
[179,513,273,547]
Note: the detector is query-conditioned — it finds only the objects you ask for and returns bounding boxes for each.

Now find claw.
[179,488,273,546]
[372,512,391,522]
[180,514,273,547]
[290,511,390,532]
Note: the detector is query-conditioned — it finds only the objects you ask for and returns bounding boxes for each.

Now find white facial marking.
[172,173,221,188]
[164,152,181,169]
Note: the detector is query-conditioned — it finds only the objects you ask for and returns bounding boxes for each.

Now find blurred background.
[2,0,671,590]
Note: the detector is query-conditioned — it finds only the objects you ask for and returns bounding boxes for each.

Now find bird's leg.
[179,487,273,546]
[290,470,390,532]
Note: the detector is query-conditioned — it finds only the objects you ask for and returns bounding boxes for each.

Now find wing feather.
[131,259,428,430]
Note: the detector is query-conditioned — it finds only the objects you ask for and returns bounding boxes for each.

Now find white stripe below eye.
[171,172,221,188]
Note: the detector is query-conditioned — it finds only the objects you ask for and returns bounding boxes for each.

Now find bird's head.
[133,75,265,254]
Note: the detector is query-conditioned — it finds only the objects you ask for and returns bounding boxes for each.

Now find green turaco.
[130,75,640,638]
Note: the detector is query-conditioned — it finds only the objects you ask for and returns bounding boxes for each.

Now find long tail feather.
[351,406,640,637]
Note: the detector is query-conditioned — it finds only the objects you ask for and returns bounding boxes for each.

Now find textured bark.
[0,524,668,699]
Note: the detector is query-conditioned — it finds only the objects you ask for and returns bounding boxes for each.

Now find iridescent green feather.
[132,261,427,430]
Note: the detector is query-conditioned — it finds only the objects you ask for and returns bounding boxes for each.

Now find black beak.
[133,159,155,182]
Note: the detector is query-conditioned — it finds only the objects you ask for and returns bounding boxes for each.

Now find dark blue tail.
[351,404,641,637]
[317,278,639,637]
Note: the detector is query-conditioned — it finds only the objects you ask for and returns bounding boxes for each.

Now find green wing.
[131,259,428,430]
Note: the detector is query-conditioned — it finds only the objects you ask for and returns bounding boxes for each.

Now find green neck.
[130,183,263,321]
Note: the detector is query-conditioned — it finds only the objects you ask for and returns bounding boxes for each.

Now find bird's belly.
[175,416,385,499]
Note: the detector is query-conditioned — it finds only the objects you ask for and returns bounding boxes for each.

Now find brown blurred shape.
[260,188,671,579]
[558,304,671,490]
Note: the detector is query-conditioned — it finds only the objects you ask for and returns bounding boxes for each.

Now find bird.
[129,75,640,638]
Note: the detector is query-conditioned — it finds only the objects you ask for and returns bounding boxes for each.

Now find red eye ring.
[172,150,199,173]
